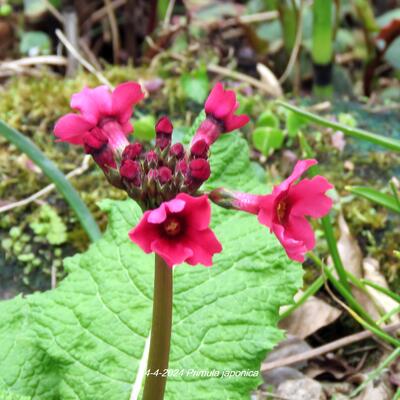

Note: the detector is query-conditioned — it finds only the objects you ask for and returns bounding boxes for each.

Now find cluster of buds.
[55,81,333,267]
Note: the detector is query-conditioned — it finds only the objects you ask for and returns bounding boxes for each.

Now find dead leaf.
[280,293,341,339]
[256,63,283,97]
[262,335,311,386]
[275,377,326,400]
[334,214,380,320]
[363,257,399,323]
[354,381,393,400]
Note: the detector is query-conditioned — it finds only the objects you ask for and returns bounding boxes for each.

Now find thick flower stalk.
[54,81,333,400]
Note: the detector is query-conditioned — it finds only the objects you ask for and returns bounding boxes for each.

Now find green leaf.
[0,130,301,399]
[132,115,156,141]
[256,111,280,129]
[347,186,400,214]
[180,68,210,104]
[252,127,284,156]
[20,31,51,56]
[286,110,308,137]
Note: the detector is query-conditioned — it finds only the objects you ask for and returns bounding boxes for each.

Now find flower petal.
[177,193,211,230]
[289,176,333,218]
[224,113,250,132]
[184,228,222,266]
[128,211,160,253]
[205,82,224,115]
[151,239,193,267]
[148,203,168,224]
[54,114,93,145]
[71,86,112,124]
[112,82,144,124]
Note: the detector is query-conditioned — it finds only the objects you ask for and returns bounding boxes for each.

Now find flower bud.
[158,166,172,184]
[155,116,173,150]
[83,128,116,169]
[190,139,209,159]
[120,160,141,186]
[122,142,142,160]
[145,150,158,168]
[188,159,210,182]
[169,143,185,159]
[176,159,188,175]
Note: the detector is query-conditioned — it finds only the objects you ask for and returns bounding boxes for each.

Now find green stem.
[0,120,101,242]
[142,254,173,400]
[279,101,400,152]
[312,0,333,96]
[361,279,400,303]
[279,273,326,320]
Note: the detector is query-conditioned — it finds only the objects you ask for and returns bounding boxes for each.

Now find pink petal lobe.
[213,90,236,119]
[177,193,211,230]
[148,204,168,224]
[272,223,308,263]
[151,239,193,267]
[112,82,144,123]
[257,194,276,228]
[289,176,333,218]
[128,211,160,253]
[184,227,222,266]
[273,159,318,197]
[165,198,186,214]
[205,82,224,114]
[54,114,93,144]
[225,114,250,132]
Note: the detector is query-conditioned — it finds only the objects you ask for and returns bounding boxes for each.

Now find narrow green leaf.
[347,186,400,214]
[278,101,400,152]
[0,120,101,242]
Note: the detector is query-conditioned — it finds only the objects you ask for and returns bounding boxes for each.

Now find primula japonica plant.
[53,81,333,399]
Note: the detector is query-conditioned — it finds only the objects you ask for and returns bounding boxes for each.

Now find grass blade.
[278,101,400,152]
[347,186,400,214]
[0,120,101,242]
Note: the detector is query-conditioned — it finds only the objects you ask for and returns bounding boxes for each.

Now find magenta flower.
[54,82,144,153]
[209,159,333,262]
[191,82,250,147]
[129,193,222,267]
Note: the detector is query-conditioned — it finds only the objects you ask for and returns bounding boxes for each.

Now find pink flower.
[129,193,222,267]
[209,159,333,262]
[192,82,249,146]
[54,82,144,151]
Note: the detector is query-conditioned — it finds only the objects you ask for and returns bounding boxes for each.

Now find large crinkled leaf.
[0,131,302,399]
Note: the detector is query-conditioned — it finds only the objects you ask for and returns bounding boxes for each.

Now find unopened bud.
[169,143,185,159]
[188,159,210,182]
[158,166,172,184]
[120,160,141,186]
[190,139,209,159]
[155,116,173,150]
[122,142,142,160]
[145,150,158,168]
[83,128,108,152]
[176,159,188,175]
[83,129,116,169]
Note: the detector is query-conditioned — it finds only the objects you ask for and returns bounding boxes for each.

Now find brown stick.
[261,322,400,372]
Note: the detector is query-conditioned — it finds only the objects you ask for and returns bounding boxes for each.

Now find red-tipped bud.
[83,128,116,169]
[147,168,159,180]
[158,166,172,184]
[189,159,211,182]
[156,116,173,135]
[169,143,185,159]
[190,139,209,159]
[156,116,173,150]
[145,150,158,167]
[176,160,188,175]
[120,160,141,186]
[122,142,142,160]
[83,128,108,151]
